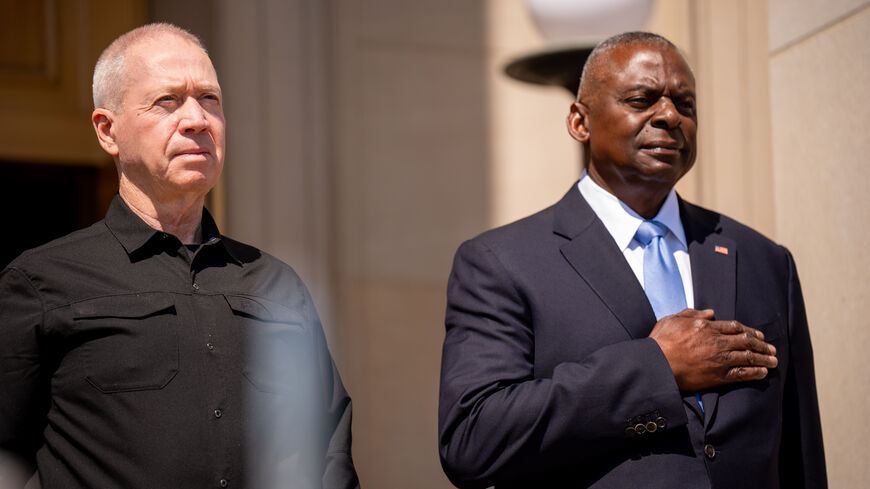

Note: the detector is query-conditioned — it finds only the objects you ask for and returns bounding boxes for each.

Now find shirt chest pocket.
[225,295,313,396]
[72,293,179,393]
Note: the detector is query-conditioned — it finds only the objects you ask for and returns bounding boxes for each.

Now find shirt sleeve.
[0,267,50,472]
[438,238,687,488]
[314,320,360,489]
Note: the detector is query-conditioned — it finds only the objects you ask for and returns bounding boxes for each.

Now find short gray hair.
[577,31,680,101]
[92,23,205,110]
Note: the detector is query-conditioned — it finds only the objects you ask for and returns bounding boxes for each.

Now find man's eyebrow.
[618,84,659,94]
[196,83,221,93]
[148,80,221,95]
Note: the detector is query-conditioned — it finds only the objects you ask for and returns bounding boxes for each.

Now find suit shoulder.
[681,200,787,255]
[461,204,557,252]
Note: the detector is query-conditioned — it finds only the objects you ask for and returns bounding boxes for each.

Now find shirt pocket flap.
[72,293,176,319]
[224,295,305,325]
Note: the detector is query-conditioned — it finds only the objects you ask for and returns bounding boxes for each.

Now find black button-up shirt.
[0,196,359,489]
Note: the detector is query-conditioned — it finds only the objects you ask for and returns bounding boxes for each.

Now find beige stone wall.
[330,2,489,486]
[769,1,870,487]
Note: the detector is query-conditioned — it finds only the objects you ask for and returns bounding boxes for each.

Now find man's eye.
[627,97,650,107]
[678,101,696,113]
[156,95,176,104]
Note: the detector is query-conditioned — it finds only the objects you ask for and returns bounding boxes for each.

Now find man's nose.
[177,98,210,133]
[650,98,681,129]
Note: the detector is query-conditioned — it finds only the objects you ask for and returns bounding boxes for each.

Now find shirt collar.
[577,171,687,251]
[104,194,242,265]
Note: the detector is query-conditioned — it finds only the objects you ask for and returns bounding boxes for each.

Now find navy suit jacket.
[439,185,826,488]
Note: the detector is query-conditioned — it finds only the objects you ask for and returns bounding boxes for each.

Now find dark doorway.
[0,161,116,268]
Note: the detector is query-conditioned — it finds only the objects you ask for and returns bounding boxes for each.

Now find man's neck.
[586,167,671,220]
[119,181,206,245]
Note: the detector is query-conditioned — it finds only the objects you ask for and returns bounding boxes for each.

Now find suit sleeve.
[0,267,49,481]
[438,239,687,488]
[778,248,827,488]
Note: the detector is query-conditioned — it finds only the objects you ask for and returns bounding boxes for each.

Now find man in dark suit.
[438,32,826,488]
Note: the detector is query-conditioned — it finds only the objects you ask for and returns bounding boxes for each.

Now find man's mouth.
[641,141,682,156]
[175,148,211,158]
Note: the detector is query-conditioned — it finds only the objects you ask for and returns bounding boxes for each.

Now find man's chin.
[168,171,220,195]
[634,157,692,184]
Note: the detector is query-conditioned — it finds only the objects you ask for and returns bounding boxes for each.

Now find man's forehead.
[601,43,693,87]
[132,35,206,60]
[126,37,218,81]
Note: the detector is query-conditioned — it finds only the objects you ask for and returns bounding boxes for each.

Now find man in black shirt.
[0,23,359,489]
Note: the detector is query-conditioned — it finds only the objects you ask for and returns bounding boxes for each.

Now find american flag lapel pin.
[714,245,729,255]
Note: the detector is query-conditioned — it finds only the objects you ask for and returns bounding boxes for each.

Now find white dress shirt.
[577,172,694,309]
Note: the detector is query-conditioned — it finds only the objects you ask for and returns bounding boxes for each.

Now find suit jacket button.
[625,426,637,437]
[645,421,658,433]
[655,416,667,429]
[634,423,646,435]
[704,444,716,459]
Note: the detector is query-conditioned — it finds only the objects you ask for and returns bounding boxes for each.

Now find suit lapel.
[679,198,737,426]
[554,185,657,339]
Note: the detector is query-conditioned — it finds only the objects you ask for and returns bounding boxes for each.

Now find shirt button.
[219,478,228,488]
[704,443,717,459]
[192,282,200,290]
[214,408,222,418]
[207,342,215,351]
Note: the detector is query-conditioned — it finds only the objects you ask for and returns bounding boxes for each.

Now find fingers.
[722,348,778,369]
[708,318,758,337]
[729,330,776,356]
[724,366,769,383]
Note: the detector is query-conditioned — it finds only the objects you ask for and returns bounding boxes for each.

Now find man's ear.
[566,101,590,143]
[92,109,120,156]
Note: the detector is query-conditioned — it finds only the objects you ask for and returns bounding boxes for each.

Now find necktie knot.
[635,220,667,246]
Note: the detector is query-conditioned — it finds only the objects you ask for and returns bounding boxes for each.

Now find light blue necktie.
[635,220,704,412]
[635,220,686,320]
